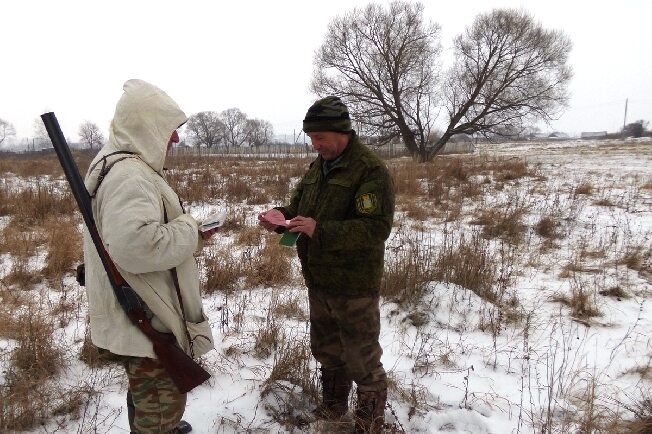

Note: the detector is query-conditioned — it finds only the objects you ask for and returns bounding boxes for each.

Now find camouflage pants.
[124,356,186,434]
[308,289,387,392]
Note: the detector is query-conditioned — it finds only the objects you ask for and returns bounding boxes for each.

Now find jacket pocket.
[185,314,214,356]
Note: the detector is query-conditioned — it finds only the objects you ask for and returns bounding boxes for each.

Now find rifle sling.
[88,151,138,198]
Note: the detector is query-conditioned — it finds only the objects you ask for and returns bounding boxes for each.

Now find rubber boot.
[314,367,353,420]
[354,389,387,434]
[172,420,192,433]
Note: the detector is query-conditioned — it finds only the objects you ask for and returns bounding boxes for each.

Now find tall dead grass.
[0,302,65,431]
[41,216,82,281]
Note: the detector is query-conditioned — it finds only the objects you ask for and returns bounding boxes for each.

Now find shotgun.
[41,112,210,393]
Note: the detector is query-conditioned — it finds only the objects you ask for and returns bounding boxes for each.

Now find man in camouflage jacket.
[259,96,395,433]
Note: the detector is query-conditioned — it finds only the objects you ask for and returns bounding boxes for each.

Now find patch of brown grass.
[202,251,242,295]
[271,296,307,320]
[471,207,528,244]
[41,217,82,281]
[380,235,433,306]
[619,246,649,272]
[598,286,630,300]
[594,198,615,207]
[253,319,280,359]
[433,232,505,305]
[234,225,264,247]
[244,235,294,288]
[575,182,593,195]
[535,215,562,239]
[552,285,601,319]
[8,182,75,224]
[494,159,532,181]
[260,334,319,429]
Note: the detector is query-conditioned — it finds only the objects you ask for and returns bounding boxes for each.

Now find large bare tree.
[0,118,16,147]
[220,108,249,149]
[78,121,105,149]
[244,118,274,147]
[313,3,572,161]
[312,1,442,161]
[433,9,572,157]
[186,111,224,148]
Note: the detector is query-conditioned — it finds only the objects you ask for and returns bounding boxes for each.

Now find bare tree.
[78,121,105,150]
[244,118,274,147]
[312,1,442,160]
[221,108,249,149]
[186,111,224,148]
[0,118,16,147]
[434,9,572,157]
[33,117,51,148]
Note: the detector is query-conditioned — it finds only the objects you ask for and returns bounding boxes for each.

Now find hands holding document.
[258,209,316,244]
[199,209,227,241]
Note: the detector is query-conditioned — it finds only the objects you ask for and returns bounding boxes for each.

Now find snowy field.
[0,139,651,433]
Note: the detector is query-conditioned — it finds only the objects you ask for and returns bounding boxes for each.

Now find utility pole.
[623,98,628,133]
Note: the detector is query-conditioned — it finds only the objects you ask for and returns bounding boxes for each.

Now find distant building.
[580,131,607,139]
[548,132,569,139]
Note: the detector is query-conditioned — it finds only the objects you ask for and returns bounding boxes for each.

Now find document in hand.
[199,209,227,233]
[260,210,290,227]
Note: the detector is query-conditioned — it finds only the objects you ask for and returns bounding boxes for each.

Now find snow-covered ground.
[1,139,651,433]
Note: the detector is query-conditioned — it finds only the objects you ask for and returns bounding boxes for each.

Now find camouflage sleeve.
[313,165,394,251]
[275,173,306,220]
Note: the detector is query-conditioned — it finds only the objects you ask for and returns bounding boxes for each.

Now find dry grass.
[2,144,650,432]
[575,182,594,195]
[381,231,434,306]
[253,318,281,359]
[0,303,65,431]
[619,246,650,272]
[471,206,528,244]
[244,234,295,288]
[535,215,562,239]
[41,216,82,281]
[202,250,242,295]
[594,198,615,207]
[260,334,319,430]
[432,232,506,305]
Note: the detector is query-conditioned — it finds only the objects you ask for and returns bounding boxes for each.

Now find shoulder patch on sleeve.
[356,192,378,214]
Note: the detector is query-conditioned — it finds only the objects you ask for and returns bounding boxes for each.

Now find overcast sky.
[1,0,651,145]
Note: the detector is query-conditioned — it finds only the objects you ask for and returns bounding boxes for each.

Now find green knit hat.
[303,96,352,133]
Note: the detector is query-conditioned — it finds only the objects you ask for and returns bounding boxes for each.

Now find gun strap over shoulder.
[89,151,138,198]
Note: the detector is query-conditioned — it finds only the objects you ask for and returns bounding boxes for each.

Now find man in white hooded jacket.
[83,79,215,433]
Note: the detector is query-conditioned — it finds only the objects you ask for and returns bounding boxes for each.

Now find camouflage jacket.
[278,135,395,297]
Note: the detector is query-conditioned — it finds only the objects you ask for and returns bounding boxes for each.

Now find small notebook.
[279,231,301,247]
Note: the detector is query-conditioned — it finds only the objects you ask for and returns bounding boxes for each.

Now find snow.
[1,139,650,433]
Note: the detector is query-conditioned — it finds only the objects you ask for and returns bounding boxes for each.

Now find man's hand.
[288,216,316,238]
[199,227,220,241]
[257,209,283,232]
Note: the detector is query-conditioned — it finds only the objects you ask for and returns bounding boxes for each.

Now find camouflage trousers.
[308,289,387,392]
[124,356,186,434]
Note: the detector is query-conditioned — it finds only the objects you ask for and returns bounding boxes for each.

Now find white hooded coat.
[83,79,214,359]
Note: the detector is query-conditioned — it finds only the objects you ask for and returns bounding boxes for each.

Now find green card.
[279,231,301,247]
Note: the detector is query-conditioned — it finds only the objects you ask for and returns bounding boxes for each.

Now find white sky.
[1,0,651,144]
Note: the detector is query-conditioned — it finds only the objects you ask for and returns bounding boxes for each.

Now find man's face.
[166,130,179,156]
[306,131,349,160]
